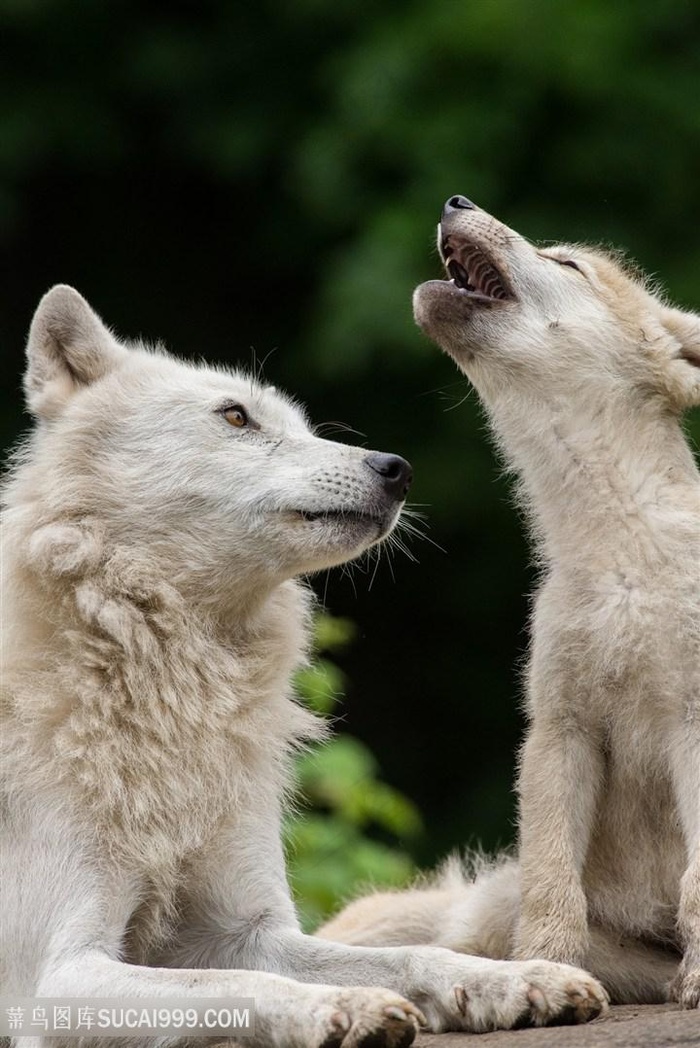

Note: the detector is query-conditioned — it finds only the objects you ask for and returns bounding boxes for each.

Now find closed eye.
[555,259,582,272]
[539,252,585,274]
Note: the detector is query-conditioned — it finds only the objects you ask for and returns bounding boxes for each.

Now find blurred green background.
[2,0,699,922]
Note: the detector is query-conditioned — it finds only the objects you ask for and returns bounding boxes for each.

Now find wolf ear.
[660,305,700,409]
[25,285,127,418]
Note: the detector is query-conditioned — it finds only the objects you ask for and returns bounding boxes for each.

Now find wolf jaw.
[289,506,397,548]
[441,233,515,303]
[294,507,391,529]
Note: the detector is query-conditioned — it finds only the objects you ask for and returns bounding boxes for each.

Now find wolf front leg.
[37,951,422,1048]
[669,718,700,1008]
[514,683,604,968]
[5,803,421,1048]
[164,805,608,1032]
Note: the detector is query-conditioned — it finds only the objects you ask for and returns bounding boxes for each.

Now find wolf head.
[414,196,700,413]
[19,286,412,598]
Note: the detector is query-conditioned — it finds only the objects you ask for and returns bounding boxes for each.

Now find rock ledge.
[415,1005,699,1047]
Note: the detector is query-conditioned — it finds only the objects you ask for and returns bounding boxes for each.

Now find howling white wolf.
[319,198,700,1009]
[0,285,608,1048]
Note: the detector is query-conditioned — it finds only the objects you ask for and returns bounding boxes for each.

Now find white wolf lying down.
[0,286,608,1048]
[319,198,700,1010]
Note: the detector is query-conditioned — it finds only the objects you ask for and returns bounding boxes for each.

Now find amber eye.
[222,405,248,428]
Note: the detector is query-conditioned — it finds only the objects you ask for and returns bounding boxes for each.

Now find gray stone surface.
[415,1006,699,1047]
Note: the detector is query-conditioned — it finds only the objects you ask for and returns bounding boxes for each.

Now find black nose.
[364,452,413,501]
[442,195,477,218]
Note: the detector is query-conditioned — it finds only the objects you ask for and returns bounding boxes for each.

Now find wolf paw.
[669,965,700,1009]
[313,988,424,1048]
[445,960,608,1032]
[513,961,609,1025]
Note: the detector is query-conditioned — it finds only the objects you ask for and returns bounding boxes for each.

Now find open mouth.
[440,234,514,303]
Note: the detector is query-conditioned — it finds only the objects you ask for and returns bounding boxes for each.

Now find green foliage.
[286,614,421,930]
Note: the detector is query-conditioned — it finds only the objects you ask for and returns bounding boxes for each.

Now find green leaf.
[295,658,346,715]
[284,813,416,932]
[313,614,357,653]
[286,613,423,928]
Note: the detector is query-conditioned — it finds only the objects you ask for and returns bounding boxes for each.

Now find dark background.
[2,0,699,867]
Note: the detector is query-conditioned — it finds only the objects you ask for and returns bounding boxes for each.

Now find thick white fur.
[0,286,608,1048]
[319,206,700,1009]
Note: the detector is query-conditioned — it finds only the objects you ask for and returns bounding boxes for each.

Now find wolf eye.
[222,405,249,428]
[556,259,582,271]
